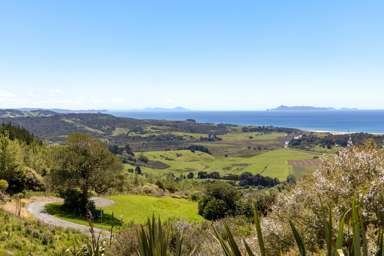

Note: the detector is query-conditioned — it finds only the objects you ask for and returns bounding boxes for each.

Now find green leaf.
[325,206,333,256]
[336,209,350,251]
[254,206,266,256]
[244,240,255,256]
[289,220,306,256]
[375,230,384,256]
[351,198,361,256]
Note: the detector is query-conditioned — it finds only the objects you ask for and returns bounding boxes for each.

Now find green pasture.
[139,148,317,180]
[218,132,286,142]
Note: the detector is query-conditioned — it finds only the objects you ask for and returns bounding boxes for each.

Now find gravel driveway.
[26,197,114,236]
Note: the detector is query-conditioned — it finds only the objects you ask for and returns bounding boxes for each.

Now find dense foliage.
[0,131,46,194]
[197,182,251,220]
[50,133,122,215]
[0,123,40,145]
[196,171,280,188]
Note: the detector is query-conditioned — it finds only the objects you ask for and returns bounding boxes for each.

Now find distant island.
[268,105,359,111]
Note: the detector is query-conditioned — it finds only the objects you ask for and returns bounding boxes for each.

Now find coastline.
[109,111,384,135]
[304,129,384,135]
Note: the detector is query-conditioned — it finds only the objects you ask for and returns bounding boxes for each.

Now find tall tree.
[0,133,25,193]
[50,133,122,214]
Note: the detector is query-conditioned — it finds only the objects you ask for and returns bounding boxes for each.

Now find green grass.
[104,195,203,223]
[169,131,208,138]
[0,210,85,256]
[139,148,317,180]
[46,195,203,229]
[204,131,287,156]
[219,132,286,142]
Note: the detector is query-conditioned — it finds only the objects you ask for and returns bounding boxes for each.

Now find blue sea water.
[109,110,384,134]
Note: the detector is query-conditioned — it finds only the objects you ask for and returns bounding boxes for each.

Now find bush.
[190,192,200,201]
[141,184,159,195]
[0,179,9,192]
[155,180,165,190]
[199,198,227,220]
[198,182,239,220]
[263,145,384,253]
[23,167,45,191]
[135,166,142,175]
[187,145,210,154]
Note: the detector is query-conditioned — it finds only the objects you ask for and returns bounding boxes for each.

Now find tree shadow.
[45,203,123,227]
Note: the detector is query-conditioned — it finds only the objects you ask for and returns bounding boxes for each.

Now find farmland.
[130,148,318,180]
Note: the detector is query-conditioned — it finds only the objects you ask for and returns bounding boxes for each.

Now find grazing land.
[132,148,318,180]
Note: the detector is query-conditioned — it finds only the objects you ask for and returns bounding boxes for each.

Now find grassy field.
[202,131,288,156]
[46,195,203,229]
[218,132,286,142]
[136,148,318,180]
[104,195,203,223]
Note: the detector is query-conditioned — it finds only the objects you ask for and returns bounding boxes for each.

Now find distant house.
[294,134,303,140]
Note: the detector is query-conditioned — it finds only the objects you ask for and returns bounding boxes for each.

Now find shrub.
[141,184,163,195]
[198,182,239,220]
[135,166,142,175]
[0,179,9,192]
[155,180,165,190]
[286,174,296,185]
[263,144,384,253]
[187,145,210,154]
[214,198,384,256]
[200,198,227,220]
[187,172,194,179]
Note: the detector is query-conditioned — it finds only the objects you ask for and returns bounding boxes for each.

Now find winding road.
[26,197,114,236]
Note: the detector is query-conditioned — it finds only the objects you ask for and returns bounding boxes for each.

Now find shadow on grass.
[45,203,123,227]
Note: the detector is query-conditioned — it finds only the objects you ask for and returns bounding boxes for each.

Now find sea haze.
[109,110,384,134]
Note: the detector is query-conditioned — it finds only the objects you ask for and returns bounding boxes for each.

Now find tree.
[50,133,122,214]
[0,133,26,193]
[198,182,239,220]
[199,198,226,220]
[187,172,194,179]
[286,174,296,185]
[0,123,40,145]
[135,166,142,175]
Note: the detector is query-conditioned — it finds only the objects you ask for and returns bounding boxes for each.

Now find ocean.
[109,110,384,134]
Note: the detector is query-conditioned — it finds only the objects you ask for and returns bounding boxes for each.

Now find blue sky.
[1,0,384,110]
